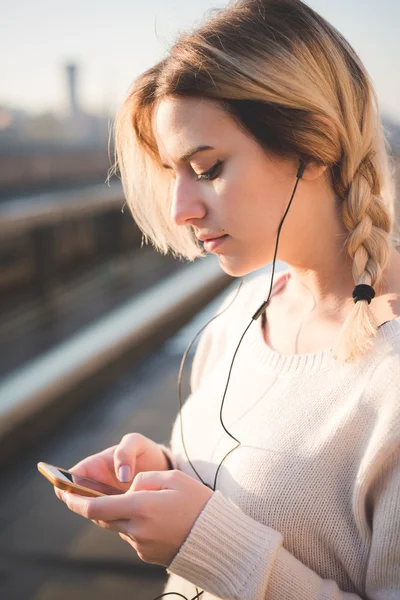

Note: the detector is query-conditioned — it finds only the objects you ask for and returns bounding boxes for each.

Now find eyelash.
[195,160,223,182]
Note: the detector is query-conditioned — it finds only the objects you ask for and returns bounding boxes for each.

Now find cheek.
[226,179,280,239]
[213,170,261,228]
[215,158,285,239]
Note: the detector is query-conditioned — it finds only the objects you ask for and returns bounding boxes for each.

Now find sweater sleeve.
[166,449,400,600]
[365,448,400,597]
[158,444,179,470]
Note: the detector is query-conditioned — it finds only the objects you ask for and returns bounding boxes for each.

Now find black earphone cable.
[152,158,306,600]
[177,275,245,488]
[153,592,204,600]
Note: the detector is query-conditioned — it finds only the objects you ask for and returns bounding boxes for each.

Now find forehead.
[153,96,235,159]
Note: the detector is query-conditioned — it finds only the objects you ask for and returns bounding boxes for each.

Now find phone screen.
[55,466,124,495]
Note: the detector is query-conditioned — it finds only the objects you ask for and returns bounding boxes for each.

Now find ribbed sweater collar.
[240,273,400,377]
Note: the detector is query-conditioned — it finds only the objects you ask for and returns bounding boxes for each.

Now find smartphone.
[37,462,125,497]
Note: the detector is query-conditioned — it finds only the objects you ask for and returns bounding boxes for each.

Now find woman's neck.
[279,247,400,328]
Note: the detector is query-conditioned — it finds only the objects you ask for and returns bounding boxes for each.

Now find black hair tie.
[352,284,375,304]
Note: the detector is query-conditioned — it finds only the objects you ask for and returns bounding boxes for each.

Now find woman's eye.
[195,160,222,182]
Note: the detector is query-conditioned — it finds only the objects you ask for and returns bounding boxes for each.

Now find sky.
[1,0,400,123]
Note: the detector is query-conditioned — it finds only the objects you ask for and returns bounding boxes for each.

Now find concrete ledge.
[0,182,124,237]
[0,256,232,468]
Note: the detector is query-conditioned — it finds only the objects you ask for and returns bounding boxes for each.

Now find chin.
[217,255,265,278]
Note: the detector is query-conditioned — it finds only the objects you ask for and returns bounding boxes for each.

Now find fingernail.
[118,465,131,483]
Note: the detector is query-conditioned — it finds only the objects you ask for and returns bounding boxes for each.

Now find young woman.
[55,1,400,598]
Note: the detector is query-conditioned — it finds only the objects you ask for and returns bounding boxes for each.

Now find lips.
[197,233,226,242]
[203,234,229,252]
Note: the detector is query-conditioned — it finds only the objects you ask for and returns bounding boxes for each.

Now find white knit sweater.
[161,268,400,600]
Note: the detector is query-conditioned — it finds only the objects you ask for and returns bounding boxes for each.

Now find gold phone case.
[37,462,104,497]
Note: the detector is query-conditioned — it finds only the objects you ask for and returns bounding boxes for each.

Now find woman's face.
[153,95,314,277]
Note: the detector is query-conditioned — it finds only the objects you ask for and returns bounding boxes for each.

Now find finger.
[119,532,138,551]
[114,433,147,484]
[130,469,179,492]
[60,489,147,522]
[119,532,132,544]
[91,518,134,537]
[54,486,63,500]
[67,462,88,477]
[68,445,117,476]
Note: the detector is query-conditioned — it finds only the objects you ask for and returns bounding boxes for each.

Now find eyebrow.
[161,145,214,169]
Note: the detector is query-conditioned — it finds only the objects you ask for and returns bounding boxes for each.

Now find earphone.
[153,158,306,600]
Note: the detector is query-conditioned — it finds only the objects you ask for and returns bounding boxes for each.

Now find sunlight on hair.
[108,0,399,362]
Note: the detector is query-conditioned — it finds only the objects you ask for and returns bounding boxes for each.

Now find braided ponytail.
[331,103,396,363]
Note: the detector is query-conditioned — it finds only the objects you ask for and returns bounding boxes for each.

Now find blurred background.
[0,1,399,599]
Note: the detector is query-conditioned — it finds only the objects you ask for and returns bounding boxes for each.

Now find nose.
[170,177,206,227]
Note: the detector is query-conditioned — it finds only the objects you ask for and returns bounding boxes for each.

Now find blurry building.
[0,63,111,151]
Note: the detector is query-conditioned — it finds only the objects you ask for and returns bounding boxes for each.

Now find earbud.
[297,159,306,179]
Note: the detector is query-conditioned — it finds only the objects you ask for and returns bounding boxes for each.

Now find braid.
[332,152,393,363]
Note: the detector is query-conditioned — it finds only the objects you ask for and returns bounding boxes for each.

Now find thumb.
[113,436,144,484]
[130,470,176,493]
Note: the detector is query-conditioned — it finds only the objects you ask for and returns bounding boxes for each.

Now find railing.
[0,182,141,310]
[0,256,233,470]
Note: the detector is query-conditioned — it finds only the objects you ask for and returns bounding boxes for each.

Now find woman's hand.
[54,433,172,500]
[57,469,214,567]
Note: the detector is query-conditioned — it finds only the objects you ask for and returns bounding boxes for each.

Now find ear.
[300,161,328,182]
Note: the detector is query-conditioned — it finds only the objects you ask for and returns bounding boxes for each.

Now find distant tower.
[65,63,80,116]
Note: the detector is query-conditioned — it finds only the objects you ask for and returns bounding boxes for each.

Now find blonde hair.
[109,0,399,363]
